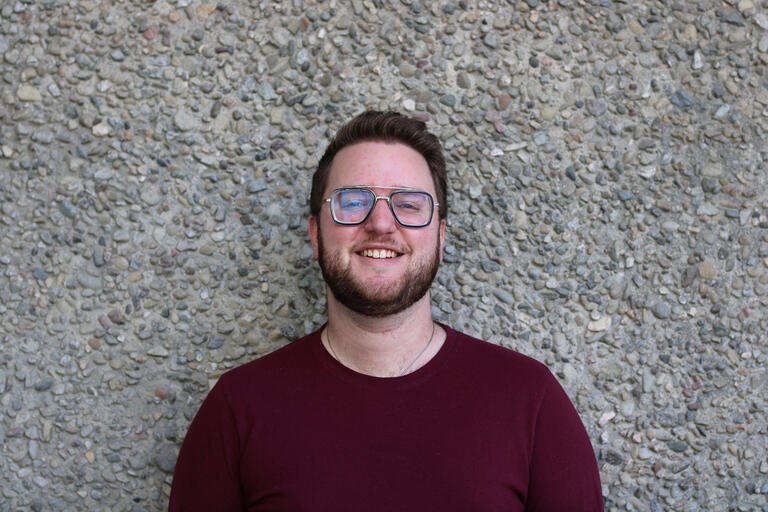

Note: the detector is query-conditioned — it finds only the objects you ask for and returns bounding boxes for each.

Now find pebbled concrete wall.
[1,0,767,510]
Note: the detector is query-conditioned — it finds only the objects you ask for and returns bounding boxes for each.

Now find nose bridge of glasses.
[334,191,393,227]
[368,194,395,221]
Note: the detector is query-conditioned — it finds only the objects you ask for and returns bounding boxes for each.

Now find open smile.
[357,249,402,259]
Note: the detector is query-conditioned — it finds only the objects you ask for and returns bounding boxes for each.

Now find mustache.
[351,238,409,254]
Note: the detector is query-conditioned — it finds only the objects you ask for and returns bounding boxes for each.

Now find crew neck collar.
[312,323,456,389]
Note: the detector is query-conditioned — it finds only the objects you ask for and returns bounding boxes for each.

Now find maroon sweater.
[169,326,603,511]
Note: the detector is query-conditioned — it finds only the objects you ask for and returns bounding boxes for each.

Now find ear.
[438,218,446,262]
[309,215,320,259]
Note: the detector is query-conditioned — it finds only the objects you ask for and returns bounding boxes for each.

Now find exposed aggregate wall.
[1,0,768,510]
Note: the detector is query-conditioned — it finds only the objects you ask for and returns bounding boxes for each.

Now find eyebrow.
[339,185,423,191]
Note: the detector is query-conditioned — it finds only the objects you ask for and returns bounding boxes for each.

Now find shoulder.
[215,330,321,391]
[441,325,564,406]
[446,325,553,381]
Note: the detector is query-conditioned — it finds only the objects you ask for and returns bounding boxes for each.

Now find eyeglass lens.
[331,189,433,226]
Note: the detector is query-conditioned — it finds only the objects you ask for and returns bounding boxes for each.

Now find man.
[169,111,604,511]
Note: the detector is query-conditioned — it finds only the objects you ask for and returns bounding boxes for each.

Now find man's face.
[309,141,446,317]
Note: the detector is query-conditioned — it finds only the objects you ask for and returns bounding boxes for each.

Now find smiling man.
[169,111,604,511]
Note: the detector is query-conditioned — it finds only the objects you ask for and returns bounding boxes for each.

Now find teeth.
[361,249,398,259]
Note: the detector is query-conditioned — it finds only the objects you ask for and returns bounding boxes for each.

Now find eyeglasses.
[323,186,439,228]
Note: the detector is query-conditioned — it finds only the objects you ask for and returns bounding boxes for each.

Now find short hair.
[310,111,447,220]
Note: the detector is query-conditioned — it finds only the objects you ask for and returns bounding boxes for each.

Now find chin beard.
[317,230,440,318]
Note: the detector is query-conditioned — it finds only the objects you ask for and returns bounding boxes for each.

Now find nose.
[363,196,396,233]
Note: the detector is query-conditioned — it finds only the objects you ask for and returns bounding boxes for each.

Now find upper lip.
[356,245,404,254]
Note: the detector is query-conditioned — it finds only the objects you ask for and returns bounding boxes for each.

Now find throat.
[324,322,441,377]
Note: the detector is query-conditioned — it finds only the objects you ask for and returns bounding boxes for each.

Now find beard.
[317,227,441,318]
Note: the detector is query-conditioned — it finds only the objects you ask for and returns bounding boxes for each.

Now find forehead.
[326,141,434,194]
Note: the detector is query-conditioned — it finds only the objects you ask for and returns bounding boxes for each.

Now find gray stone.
[93,247,105,267]
[207,336,225,349]
[670,90,696,108]
[58,201,77,219]
[17,85,42,101]
[247,178,268,193]
[400,63,416,78]
[756,13,768,30]
[668,441,688,453]
[47,82,61,97]
[257,82,277,101]
[759,35,768,53]
[697,203,720,216]
[713,104,730,120]
[692,51,703,70]
[77,273,102,290]
[439,95,456,107]
[719,10,745,26]
[140,187,162,206]
[155,455,176,474]
[457,72,472,89]
[651,301,671,319]
[492,289,515,305]
[698,261,716,279]
[533,131,547,146]
[34,378,53,392]
[586,100,607,116]
[482,35,497,49]
[174,110,198,131]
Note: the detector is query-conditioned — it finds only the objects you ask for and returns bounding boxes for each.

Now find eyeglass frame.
[322,185,440,228]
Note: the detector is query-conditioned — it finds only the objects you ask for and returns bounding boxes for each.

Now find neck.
[323,291,444,377]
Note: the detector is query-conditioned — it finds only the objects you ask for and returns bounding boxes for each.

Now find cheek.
[318,221,357,256]
[406,232,438,257]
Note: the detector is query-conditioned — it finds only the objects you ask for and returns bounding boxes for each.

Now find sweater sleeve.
[169,374,245,512]
[525,373,604,512]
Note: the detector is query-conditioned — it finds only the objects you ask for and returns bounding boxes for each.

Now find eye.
[336,190,371,210]
[394,200,421,211]
[392,192,429,212]
[342,199,366,209]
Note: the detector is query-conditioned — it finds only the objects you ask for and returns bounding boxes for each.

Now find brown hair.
[310,111,447,220]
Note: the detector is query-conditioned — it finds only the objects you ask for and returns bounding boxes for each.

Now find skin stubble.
[316,223,441,318]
